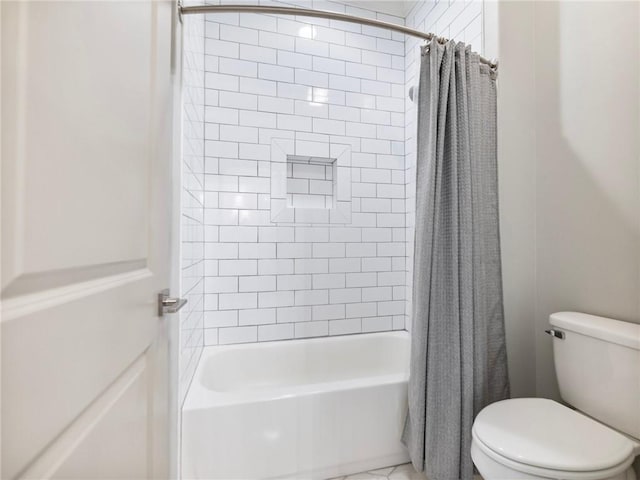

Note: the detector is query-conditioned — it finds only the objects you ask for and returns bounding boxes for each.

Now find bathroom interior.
[2,0,640,479]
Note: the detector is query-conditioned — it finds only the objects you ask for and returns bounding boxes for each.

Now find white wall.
[532,0,640,399]
[487,0,538,398]
[494,0,640,399]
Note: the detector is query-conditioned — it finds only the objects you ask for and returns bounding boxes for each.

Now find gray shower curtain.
[402,40,510,480]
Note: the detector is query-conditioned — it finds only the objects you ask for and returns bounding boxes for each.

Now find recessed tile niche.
[287,155,335,209]
[271,139,351,224]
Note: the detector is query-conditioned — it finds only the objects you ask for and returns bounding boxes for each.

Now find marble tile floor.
[328,463,425,480]
[328,464,484,480]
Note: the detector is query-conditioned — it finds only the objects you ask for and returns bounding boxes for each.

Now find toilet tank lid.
[550,312,640,350]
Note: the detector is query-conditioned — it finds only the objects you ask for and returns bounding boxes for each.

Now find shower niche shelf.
[270,139,351,224]
[286,155,335,210]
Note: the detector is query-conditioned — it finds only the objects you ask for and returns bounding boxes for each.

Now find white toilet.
[471,312,640,480]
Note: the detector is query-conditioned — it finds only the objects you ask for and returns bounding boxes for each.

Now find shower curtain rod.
[179,3,499,70]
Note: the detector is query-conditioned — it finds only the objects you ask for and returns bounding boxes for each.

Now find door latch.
[158,289,187,316]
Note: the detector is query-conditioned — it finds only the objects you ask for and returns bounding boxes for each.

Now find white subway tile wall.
[184,0,485,346]
[404,0,484,334]
[202,0,408,345]
[180,9,205,403]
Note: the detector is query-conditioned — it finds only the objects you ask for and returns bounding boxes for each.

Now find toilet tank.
[549,312,640,440]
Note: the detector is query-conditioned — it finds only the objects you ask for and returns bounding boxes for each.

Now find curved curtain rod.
[179,3,498,70]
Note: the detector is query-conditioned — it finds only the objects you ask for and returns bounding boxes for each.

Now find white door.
[1,1,177,478]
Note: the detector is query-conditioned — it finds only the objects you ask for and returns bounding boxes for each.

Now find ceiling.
[340,0,418,18]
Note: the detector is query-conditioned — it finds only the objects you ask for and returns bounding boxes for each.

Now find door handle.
[158,289,187,316]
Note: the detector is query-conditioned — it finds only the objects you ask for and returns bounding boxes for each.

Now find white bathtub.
[182,331,410,480]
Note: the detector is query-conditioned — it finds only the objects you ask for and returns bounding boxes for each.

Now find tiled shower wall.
[180,10,205,403]
[191,0,485,346]
[202,1,408,345]
[403,0,484,332]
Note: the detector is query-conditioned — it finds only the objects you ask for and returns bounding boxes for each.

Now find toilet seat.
[472,398,636,479]
[472,431,634,480]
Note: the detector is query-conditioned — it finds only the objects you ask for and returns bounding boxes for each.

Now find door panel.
[2,273,155,477]
[2,1,154,287]
[22,354,150,479]
[1,1,176,478]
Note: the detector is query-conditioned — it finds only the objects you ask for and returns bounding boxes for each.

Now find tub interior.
[182,332,412,479]
[199,332,409,392]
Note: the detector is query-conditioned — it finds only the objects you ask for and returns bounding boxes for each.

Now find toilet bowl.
[472,313,640,480]
[471,398,639,480]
